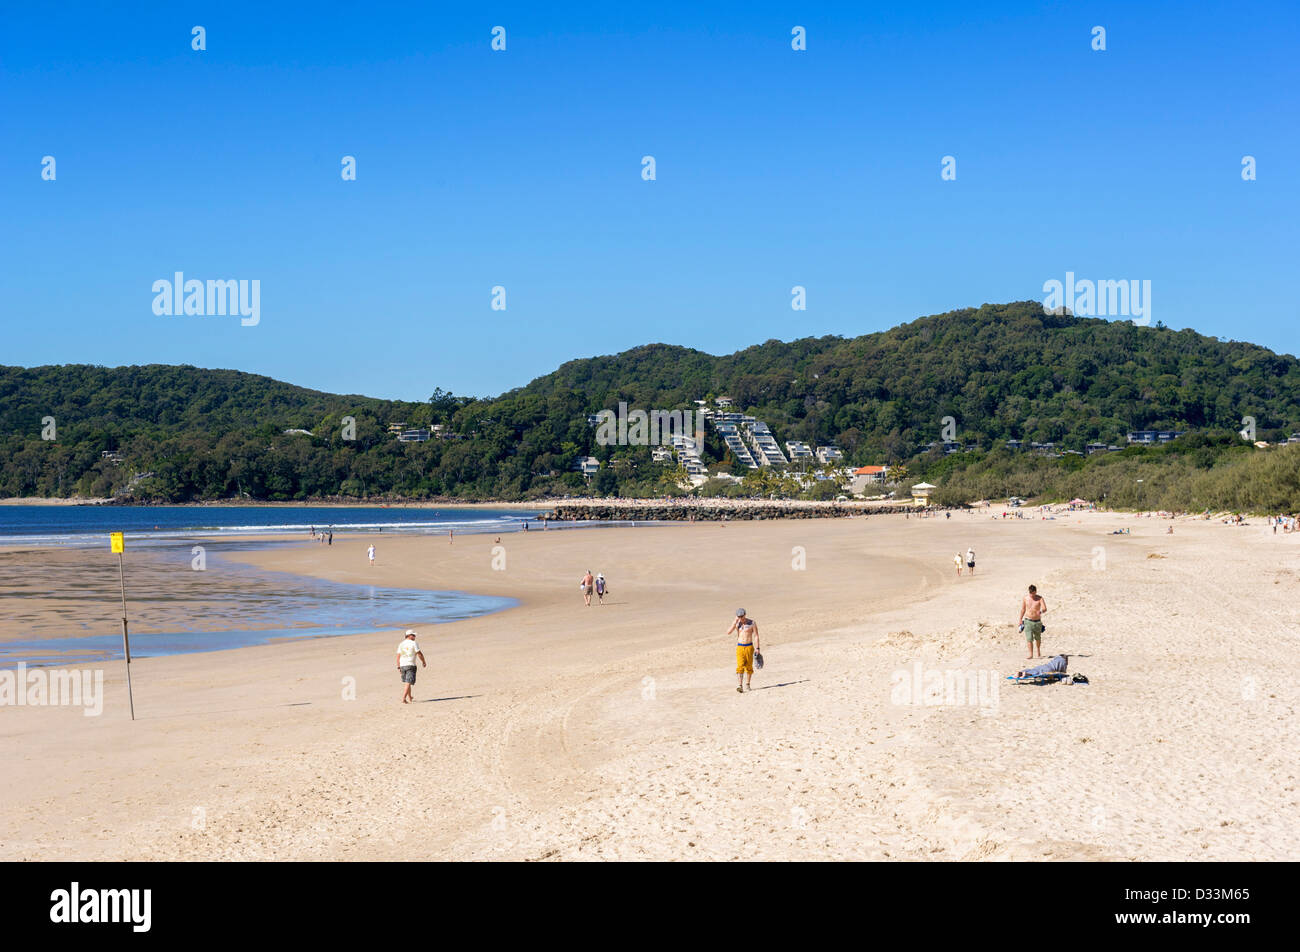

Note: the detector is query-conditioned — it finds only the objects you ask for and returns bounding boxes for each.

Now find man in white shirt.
[396,630,426,703]
[368,544,376,566]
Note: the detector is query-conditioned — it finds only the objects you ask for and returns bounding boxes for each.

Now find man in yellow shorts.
[727,608,760,693]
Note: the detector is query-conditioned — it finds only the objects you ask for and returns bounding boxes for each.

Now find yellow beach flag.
[110,531,124,554]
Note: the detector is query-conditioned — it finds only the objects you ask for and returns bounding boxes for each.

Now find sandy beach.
[2,511,1297,861]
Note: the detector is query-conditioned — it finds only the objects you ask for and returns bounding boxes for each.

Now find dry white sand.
[1,511,1297,861]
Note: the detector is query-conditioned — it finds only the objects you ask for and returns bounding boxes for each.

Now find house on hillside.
[849,465,888,495]
[926,441,962,455]
[785,441,814,461]
[1127,430,1182,445]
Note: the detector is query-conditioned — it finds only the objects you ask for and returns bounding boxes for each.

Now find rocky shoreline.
[543,502,930,521]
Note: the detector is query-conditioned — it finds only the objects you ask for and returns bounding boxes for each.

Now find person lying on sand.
[1015,654,1067,679]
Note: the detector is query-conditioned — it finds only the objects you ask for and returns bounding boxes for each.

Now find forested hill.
[4,301,1300,502]
[0,364,424,435]
[486,301,1300,456]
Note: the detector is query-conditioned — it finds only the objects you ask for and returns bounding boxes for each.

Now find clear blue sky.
[3,1,1297,401]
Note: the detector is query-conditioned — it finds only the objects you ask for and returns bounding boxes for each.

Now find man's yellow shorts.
[736,644,755,674]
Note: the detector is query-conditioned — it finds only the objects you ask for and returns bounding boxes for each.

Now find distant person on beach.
[727,609,760,693]
[310,526,316,538]
[327,530,332,545]
[396,629,426,703]
[1018,584,1047,660]
[449,529,454,544]
[368,544,375,566]
[966,547,976,574]
[953,553,963,577]
[595,573,606,604]
[580,570,594,606]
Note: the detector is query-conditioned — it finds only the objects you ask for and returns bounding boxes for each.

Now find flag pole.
[111,532,134,720]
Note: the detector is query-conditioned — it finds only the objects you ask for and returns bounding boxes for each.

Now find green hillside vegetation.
[926,433,1300,513]
[4,302,1300,509]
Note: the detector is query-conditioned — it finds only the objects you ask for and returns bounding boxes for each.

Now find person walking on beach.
[595,572,606,604]
[368,544,376,567]
[1018,584,1047,660]
[580,570,594,606]
[953,553,963,577]
[727,609,760,693]
[396,630,427,703]
[966,547,976,575]
[327,530,332,545]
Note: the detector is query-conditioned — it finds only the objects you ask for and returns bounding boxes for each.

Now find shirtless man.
[580,570,594,607]
[1018,584,1047,659]
[727,608,760,693]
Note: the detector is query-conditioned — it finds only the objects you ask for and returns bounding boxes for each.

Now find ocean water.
[0,504,544,548]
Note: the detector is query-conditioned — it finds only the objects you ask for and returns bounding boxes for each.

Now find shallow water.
[0,541,515,667]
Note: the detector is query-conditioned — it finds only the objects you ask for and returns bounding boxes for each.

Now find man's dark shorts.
[400,665,417,684]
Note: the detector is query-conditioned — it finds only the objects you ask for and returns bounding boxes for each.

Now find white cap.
[405,629,417,637]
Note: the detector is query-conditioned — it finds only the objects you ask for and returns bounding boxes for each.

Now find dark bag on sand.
[754,652,764,670]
